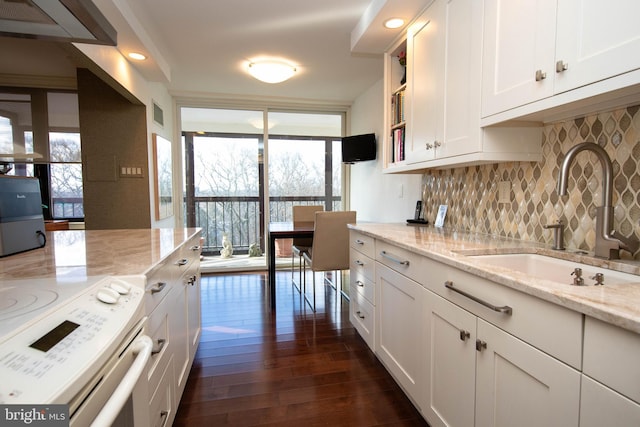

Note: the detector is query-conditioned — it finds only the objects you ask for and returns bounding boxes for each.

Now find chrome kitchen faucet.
[557,142,639,259]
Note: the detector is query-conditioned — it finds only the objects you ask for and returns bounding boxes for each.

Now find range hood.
[0,0,116,45]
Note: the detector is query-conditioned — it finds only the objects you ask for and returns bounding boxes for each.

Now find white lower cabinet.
[375,263,426,409]
[580,375,640,427]
[143,234,202,427]
[475,319,580,427]
[351,230,640,427]
[424,290,580,427]
[580,316,640,427]
[424,290,476,427]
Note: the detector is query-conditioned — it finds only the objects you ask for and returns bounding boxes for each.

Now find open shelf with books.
[383,37,408,170]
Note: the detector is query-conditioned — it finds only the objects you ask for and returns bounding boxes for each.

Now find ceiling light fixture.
[128,52,147,61]
[384,18,405,29]
[247,60,297,84]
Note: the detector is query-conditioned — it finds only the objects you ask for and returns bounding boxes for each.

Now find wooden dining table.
[267,221,314,310]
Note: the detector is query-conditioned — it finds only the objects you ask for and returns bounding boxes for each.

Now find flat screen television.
[341,133,376,163]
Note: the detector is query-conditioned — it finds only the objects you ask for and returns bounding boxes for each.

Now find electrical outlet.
[498,181,511,203]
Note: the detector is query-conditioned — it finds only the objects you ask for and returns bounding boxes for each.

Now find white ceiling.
[0,0,430,104]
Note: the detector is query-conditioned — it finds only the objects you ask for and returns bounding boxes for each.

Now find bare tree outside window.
[49,132,83,218]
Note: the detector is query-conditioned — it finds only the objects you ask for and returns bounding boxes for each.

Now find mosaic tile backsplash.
[421,104,640,260]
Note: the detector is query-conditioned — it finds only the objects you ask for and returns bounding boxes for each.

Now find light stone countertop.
[0,228,202,282]
[350,222,640,334]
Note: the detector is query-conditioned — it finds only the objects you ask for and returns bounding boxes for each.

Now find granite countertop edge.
[349,222,640,334]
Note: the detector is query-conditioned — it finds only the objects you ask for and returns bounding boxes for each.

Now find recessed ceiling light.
[384,18,405,29]
[247,60,297,84]
[128,52,147,61]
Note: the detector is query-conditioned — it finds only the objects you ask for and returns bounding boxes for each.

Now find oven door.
[69,319,152,427]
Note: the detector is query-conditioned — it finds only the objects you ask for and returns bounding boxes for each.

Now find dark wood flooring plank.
[174,271,428,427]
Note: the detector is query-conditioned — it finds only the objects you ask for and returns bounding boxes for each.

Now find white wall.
[349,79,422,222]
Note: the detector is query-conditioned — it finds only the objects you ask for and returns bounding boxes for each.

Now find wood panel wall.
[77,68,151,229]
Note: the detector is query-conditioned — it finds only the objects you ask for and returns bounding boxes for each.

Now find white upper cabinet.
[482,0,640,121]
[404,0,442,164]
[555,0,640,93]
[481,0,557,117]
[383,0,541,173]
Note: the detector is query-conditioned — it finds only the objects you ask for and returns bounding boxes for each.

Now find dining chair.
[291,205,324,292]
[302,210,357,311]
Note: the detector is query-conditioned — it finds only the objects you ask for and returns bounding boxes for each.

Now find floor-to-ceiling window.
[0,90,83,221]
[181,107,344,259]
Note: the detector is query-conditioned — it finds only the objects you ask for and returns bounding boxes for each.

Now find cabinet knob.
[152,338,166,355]
[535,69,547,81]
[476,339,487,352]
[149,281,167,294]
[434,141,442,148]
[556,60,568,73]
[426,142,434,150]
[459,330,470,341]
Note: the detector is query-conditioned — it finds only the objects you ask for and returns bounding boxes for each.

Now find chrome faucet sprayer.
[557,142,639,259]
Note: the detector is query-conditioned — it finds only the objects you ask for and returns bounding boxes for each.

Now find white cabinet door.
[555,0,640,94]
[375,263,426,407]
[580,375,640,427]
[423,290,476,427]
[481,0,557,117]
[438,0,482,159]
[405,2,442,164]
[475,319,581,427]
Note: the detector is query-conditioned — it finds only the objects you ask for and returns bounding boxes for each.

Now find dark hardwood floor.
[173,271,428,426]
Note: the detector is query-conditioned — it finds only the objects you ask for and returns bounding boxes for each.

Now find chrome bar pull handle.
[445,281,513,315]
[356,280,365,288]
[380,250,410,266]
[355,260,365,266]
[356,311,365,319]
[189,245,201,251]
[459,330,470,341]
[355,239,365,245]
[176,258,188,266]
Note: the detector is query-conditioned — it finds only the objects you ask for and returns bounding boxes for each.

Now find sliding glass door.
[181,107,344,260]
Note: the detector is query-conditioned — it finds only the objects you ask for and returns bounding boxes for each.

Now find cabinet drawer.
[146,290,173,396]
[584,316,640,404]
[350,259,375,305]
[350,231,375,259]
[350,247,375,283]
[350,287,374,350]
[425,260,583,369]
[375,240,429,284]
[149,357,174,427]
[145,262,178,314]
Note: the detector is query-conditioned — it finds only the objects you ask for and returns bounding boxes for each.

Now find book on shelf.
[391,126,405,163]
[391,88,405,126]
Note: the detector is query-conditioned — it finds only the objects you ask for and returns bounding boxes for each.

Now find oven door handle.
[90,335,153,427]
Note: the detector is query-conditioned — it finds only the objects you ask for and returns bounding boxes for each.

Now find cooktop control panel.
[0,277,145,404]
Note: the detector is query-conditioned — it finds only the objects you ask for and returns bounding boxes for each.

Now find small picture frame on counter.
[434,204,448,227]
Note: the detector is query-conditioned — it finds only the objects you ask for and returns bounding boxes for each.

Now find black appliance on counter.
[0,176,46,257]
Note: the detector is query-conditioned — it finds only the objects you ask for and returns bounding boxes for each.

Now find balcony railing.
[51,197,84,219]
[193,196,341,255]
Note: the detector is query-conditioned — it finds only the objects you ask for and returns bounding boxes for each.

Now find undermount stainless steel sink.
[469,253,640,286]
